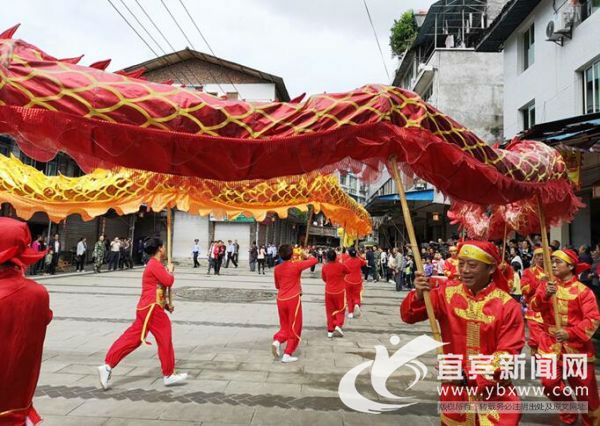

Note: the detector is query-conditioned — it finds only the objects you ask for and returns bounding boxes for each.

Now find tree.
[390,10,418,58]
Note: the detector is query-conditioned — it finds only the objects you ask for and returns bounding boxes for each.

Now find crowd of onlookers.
[27,233,139,275]
[27,230,600,290]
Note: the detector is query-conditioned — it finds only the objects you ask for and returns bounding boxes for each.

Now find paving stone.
[159,401,255,423]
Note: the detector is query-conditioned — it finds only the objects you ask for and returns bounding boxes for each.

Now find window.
[521,101,536,130]
[340,174,347,186]
[583,60,600,114]
[349,175,358,189]
[226,92,239,100]
[522,23,535,71]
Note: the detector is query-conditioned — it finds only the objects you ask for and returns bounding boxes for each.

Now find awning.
[365,190,435,216]
[523,112,600,152]
[375,190,434,202]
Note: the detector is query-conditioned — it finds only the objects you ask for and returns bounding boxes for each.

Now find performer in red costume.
[321,248,349,338]
[443,245,460,281]
[344,247,367,319]
[0,218,50,426]
[530,248,600,426]
[520,247,545,354]
[272,244,317,363]
[98,238,187,389]
[401,240,525,426]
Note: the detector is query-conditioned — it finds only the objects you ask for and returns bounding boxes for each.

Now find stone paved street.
[33,264,599,425]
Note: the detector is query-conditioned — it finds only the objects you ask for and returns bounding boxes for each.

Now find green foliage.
[390,10,418,58]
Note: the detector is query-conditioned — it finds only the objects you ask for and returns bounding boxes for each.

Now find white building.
[394,0,507,143]
[123,50,291,262]
[337,172,368,205]
[477,0,600,246]
[365,0,508,245]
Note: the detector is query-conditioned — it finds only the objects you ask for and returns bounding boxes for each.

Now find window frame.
[522,23,535,71]
[583,59,600,114]
[521,101,536,131]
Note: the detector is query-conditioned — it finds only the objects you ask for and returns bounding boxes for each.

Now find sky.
[1,0,436,98]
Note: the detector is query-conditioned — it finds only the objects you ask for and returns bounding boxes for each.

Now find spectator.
[395,248,405,291]
[266,243,274,268]
[433,252,445,276]
[93,235,106,273]
[207,241,216,275]
[48,234,61,275]
[30,235,42,275]
[233,240,240,266]
[249,242,258,272]
[424,257,434,277]
[404,256,414,289]
[372,246,381,282]
[75,237,87,272]
[216,241,226,274]
[225,240,237,268]
[380,249,388,281]
[192,239,200,268]
[364,247,375,281]
[108,237,120,271]
[44,248,54,274]
[257,245,266,274]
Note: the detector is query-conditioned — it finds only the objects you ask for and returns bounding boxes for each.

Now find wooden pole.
[166,208,173,264]
[304,206,313,248]
[389,157,442,343]
[166,208,173,309]
[536,196,561,328]
[340,222,346,249]
[501,222,508,264]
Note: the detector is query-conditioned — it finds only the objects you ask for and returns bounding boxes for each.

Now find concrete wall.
[431,49,504,143]
[202,83,276,102]
[142,59,278,101]
[502,0,600,137]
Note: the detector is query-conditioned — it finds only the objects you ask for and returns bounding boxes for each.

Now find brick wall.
[143,58,269,86]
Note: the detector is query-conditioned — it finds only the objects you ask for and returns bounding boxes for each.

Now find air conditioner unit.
[546,9,574,45]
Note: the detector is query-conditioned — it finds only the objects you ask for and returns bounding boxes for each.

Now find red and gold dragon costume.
[0,26,581,225]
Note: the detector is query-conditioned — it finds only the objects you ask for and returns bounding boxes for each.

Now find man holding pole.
[401,241,525,426]
[530,248,600,426]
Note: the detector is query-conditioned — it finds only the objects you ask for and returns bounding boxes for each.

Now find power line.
[177,0,241,95]
[159,0,227,94]
[362,0,391,81]
[118,0,166,56]
[107,0,194,86]
[133,0,217,90]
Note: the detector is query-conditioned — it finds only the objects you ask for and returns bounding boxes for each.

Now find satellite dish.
[546,21,555,38]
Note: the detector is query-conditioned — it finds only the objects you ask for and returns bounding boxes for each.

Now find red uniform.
[443,257,459,280]
[105,257,176,376]
[520,264,545,350]
[273,257,318,355]
[401,281,525,426]
[531,276,600,426]
[0,218,49,426]
[344,256,366,314]
[321,261,350,332]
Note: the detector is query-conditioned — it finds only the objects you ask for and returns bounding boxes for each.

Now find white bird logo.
[338,334,445,414]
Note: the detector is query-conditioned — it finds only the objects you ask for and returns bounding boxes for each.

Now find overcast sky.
[2,0,435,97]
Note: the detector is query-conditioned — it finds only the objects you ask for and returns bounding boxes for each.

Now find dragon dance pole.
[501,222,508,264]
[304,206,313,248]
[389,157,442,343]
[536,196,561,328]
[166,207,173,309]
